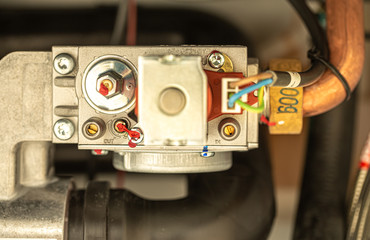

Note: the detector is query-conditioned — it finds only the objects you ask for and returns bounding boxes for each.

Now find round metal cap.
[158,87,187,115]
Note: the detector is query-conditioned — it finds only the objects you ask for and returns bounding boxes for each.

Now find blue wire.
[228,78,273,108]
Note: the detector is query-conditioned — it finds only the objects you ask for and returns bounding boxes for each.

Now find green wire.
[231,86,265,113]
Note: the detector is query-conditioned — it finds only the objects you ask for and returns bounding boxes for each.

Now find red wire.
[260,115,276,126]
[117,170,125,188]
[117,0,137,187]
[359,134,370,170]
[94,149,102,155]
[116,123,140,139]
[126,0,137,46]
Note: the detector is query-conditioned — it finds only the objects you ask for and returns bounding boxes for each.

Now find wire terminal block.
[221,78,247,114]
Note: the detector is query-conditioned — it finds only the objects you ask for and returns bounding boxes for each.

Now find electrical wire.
[271,0,329,87]
[229,72,273,88]
[114,0,137,190]
[234,86,265,113]
[110,0,129,45]
[260,115,276,126]
[347,133,370,239]
[228,79,273,108]
[308,50,352,101]
[126,0,137,46]
[117,170,125,188]
[288,0,329,58]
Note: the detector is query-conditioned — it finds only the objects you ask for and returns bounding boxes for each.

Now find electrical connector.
[221,78,247,114]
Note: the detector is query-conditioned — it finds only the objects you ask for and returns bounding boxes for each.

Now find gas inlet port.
[83,118,106,140]
[218,118,240,141]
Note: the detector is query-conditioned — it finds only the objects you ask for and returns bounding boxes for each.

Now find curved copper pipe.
[303,0,365,116]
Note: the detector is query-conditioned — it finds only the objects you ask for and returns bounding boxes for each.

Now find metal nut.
[96,71,122,98]
[54,119,75,140]
[208,52,225,69]
[53,54,75,75]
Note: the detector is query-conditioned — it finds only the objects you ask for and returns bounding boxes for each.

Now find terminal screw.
[54,53,75,75]
[83,118,106,140]
[218,118,240,141]
[87,123,99,135]
[224,125,236,137]
[208,51,225,69]
[54,119,75,140]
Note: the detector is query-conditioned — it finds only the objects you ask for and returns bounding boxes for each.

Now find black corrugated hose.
[68,129,276,240]
[293,91,357,239]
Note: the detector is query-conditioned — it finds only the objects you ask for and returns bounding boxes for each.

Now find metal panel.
[0,52,53,199]
[138,55,207,146]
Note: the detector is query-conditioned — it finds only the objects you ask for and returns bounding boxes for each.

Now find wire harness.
[228,78,273,109]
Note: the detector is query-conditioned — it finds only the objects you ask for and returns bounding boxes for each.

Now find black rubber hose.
[68,129,275,240]
[293,91,356,239]
[273,0,329,87]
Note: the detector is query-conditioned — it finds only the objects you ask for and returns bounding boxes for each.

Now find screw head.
[224,125,236,137]
[54,119,75,140]
[218,118,240,141]
[82,118,105,140]
[87,123,98,135]
[208,52,225,69]
[54,53,75,75]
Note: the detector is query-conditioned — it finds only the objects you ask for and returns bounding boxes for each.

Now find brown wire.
[126,0,137,46]
[229,72,273,88]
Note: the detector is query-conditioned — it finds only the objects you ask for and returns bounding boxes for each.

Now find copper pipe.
[303,0,365,116]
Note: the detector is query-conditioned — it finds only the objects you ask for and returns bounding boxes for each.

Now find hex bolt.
[96,72,122,98]
[54,119,75,140]
[208,52,225,69]
[54,53,75,75]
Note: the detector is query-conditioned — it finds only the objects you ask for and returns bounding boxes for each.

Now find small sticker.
[269,87,303,134]
[269,59,303,135]
[286,71,301,88]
